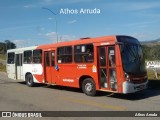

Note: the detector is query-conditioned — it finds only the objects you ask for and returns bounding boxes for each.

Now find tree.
[142,45,160,60]
[0,42,5,54]
[4,40,16,50]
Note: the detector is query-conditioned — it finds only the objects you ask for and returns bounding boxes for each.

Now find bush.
[0,63,6,72]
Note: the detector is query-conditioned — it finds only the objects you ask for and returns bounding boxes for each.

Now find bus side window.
[74,44,94,63]
[57,46,72,63]
[108,47,115,67]
[86,49,94,62]
[7,52,15,64]
[33,49,42,64]
[23,50,32,64]
[51,52,55,66]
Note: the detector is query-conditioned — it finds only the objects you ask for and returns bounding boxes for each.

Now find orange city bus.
[7,35,148,96]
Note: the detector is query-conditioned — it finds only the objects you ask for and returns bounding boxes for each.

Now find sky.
[0,0,160,47]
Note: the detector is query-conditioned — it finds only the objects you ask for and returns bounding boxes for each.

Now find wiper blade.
[125,45,137,61]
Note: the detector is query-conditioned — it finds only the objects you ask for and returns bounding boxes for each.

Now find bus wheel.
[82,78,96,96]
[26,74,34,87]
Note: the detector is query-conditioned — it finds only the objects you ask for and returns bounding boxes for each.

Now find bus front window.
[117,36,147,75]
[119,43,146,75]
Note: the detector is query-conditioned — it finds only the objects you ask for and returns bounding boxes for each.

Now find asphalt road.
[0,72,160,120]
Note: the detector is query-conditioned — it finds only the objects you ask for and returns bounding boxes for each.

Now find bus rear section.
[6,46,41,84]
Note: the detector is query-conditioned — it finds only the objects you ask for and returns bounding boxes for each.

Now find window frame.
[33,49,42,64]
[57,46,73,64]
[7,52,15,64]
[23,50,32,64]
[74,43,94,63]
[51,51,55,66]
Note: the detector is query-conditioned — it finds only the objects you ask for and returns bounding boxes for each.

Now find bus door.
[15,54,23,80]
[44,51,56,84]
[7,52,15,79]
[98,46,117,91]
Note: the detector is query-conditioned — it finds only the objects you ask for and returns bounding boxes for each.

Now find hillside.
[0,42,5,54]
[0,54,6,72]
[141,38,160,46]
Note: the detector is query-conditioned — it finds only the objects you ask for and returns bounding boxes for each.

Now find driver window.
[108,47,115,67]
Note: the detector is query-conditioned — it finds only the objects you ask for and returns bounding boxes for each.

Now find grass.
[147,69,160,80]
[0,63,6,72]
[0,54,6,60]
[0,54,6,72]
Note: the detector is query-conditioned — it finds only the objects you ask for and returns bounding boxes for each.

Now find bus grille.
[130,76,148,84]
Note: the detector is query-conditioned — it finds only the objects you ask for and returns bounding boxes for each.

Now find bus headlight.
[125,73,130,81]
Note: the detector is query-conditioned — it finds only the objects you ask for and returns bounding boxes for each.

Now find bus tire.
[82,78,96,96]
[26,74,34,87]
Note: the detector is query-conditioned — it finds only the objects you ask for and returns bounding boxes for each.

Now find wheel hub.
[85,83,93,92]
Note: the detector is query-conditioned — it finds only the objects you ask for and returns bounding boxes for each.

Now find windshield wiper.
[125,45,137,62]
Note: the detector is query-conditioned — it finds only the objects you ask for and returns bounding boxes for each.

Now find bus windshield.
[117,36,146,75]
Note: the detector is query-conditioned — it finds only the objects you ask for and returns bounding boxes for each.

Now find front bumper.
[122,80,148,94]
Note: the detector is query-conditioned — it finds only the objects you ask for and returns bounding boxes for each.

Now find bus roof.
[7,35,139,52]
[7,46,37,53]
[37,35,116,49]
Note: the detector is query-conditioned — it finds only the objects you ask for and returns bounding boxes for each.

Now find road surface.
[0,72,160,120]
